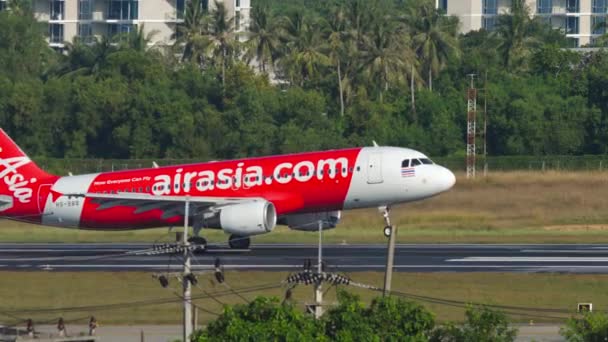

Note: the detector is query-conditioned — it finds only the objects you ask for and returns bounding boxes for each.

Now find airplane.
[0,129,455,249]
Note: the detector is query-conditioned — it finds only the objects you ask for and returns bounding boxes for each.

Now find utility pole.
[466,74,477,179]
[314,220,324,319]
[382,207,396,296]
[183,198,192,342]
[483,71,488,177]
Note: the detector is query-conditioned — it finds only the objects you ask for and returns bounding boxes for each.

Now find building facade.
[0,0,250,48]
[437,0,608,47]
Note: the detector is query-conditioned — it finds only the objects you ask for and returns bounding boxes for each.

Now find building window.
[78,23,93,43]
[438,0,448,11]
[236,0,240,8]
[49,23,64,43]
[593,15,607,34]
[176,0,185,19]
[50,0,64,20]
[567,0,579,13]
[483,0,497,15]
[0,1,6,11]
[567,37,579,48]
[482,16,496,30]
[566,16,579,33]
[108,23,136,36]
[78,0,92,20]
[538,0,552,14]
[594,0,608,13]
[108,0,138,20]
[235,11,240,30]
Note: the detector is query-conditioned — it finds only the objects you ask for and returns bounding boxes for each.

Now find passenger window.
[402,159,410,167]
[420,158,433,165]
[411,159,422,167]
[146,186,150,192]
[356,166,361,172]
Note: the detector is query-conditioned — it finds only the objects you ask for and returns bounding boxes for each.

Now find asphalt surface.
[1,243,608,273]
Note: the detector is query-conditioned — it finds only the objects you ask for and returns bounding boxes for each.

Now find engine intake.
[218,200,277,236]
[285,211,341,231]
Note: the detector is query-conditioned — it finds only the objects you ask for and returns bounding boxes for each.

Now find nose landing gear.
[380,205,393,237]
[228,234,251,249]
[383,225,392,238]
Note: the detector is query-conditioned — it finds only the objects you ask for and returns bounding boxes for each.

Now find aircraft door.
[367,153,383,184]
[37,184,53,214]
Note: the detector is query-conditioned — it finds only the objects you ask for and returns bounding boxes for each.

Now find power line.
[0,282,283,315]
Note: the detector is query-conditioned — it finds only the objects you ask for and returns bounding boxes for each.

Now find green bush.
[561,312,608,342]
[431,306,517,342]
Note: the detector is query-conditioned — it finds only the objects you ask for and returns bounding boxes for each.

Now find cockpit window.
[401,159,410,167]
[410,159,422,166]
[420,158,433,165]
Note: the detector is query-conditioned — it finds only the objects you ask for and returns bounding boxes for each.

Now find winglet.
[153,161,159,168]
[372,140,379,147]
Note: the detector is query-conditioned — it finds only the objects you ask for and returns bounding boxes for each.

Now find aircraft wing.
[68,192,264,219]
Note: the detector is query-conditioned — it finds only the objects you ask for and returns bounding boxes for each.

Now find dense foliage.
[192,291,517,341]
[561,312,608,342]
[432,305,517,342]
[1,0,607,159]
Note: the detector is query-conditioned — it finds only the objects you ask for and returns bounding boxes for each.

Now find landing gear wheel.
[383,226,392,238]
[228,235,251,249]
[188,236,207,252]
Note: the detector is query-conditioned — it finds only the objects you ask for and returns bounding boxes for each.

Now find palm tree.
[493,0,537,69]
[244,1,281,74]
[121,24,160,52]
[322,5,349,116]
[592,18,608,47]
[174,0,211,66]
[404,0,459,91]
[277,11,329,86]
[207,0,239,89]
[56,36,117,77]
[358,16,408,103]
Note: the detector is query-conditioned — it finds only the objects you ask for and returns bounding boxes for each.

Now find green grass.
[0,271,603,325]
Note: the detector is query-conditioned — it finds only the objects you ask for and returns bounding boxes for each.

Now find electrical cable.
[0,282,283,315]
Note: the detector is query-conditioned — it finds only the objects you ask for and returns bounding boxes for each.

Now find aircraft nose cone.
[438,166,456,193]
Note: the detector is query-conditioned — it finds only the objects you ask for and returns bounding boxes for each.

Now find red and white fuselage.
[0,129,455,239]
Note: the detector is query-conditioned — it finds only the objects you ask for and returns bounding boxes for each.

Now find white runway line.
[27,264,608,270]
[520,249,608,253]
[0,249,129,253]
[449,257,608,262]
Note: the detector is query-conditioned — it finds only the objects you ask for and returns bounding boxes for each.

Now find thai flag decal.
[401,167,415,177]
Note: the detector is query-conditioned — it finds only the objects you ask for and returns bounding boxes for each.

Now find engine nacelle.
[284,210,341,231]
[219,200,277,236]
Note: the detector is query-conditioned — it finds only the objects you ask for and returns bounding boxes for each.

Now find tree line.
[0,0,607,160]
[191,290,606,341]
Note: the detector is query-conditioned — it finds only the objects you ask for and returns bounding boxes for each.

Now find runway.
[2,243,608,273]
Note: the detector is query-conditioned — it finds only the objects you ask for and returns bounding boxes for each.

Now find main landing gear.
[186,219,251,250]
[228,234,251,249]
[187,236,207,248]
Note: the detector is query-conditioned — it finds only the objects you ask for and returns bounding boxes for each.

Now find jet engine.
[217,200,277,236]
[284,210,341,231]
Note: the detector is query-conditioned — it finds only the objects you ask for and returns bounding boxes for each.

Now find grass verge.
[0,271,603,325]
